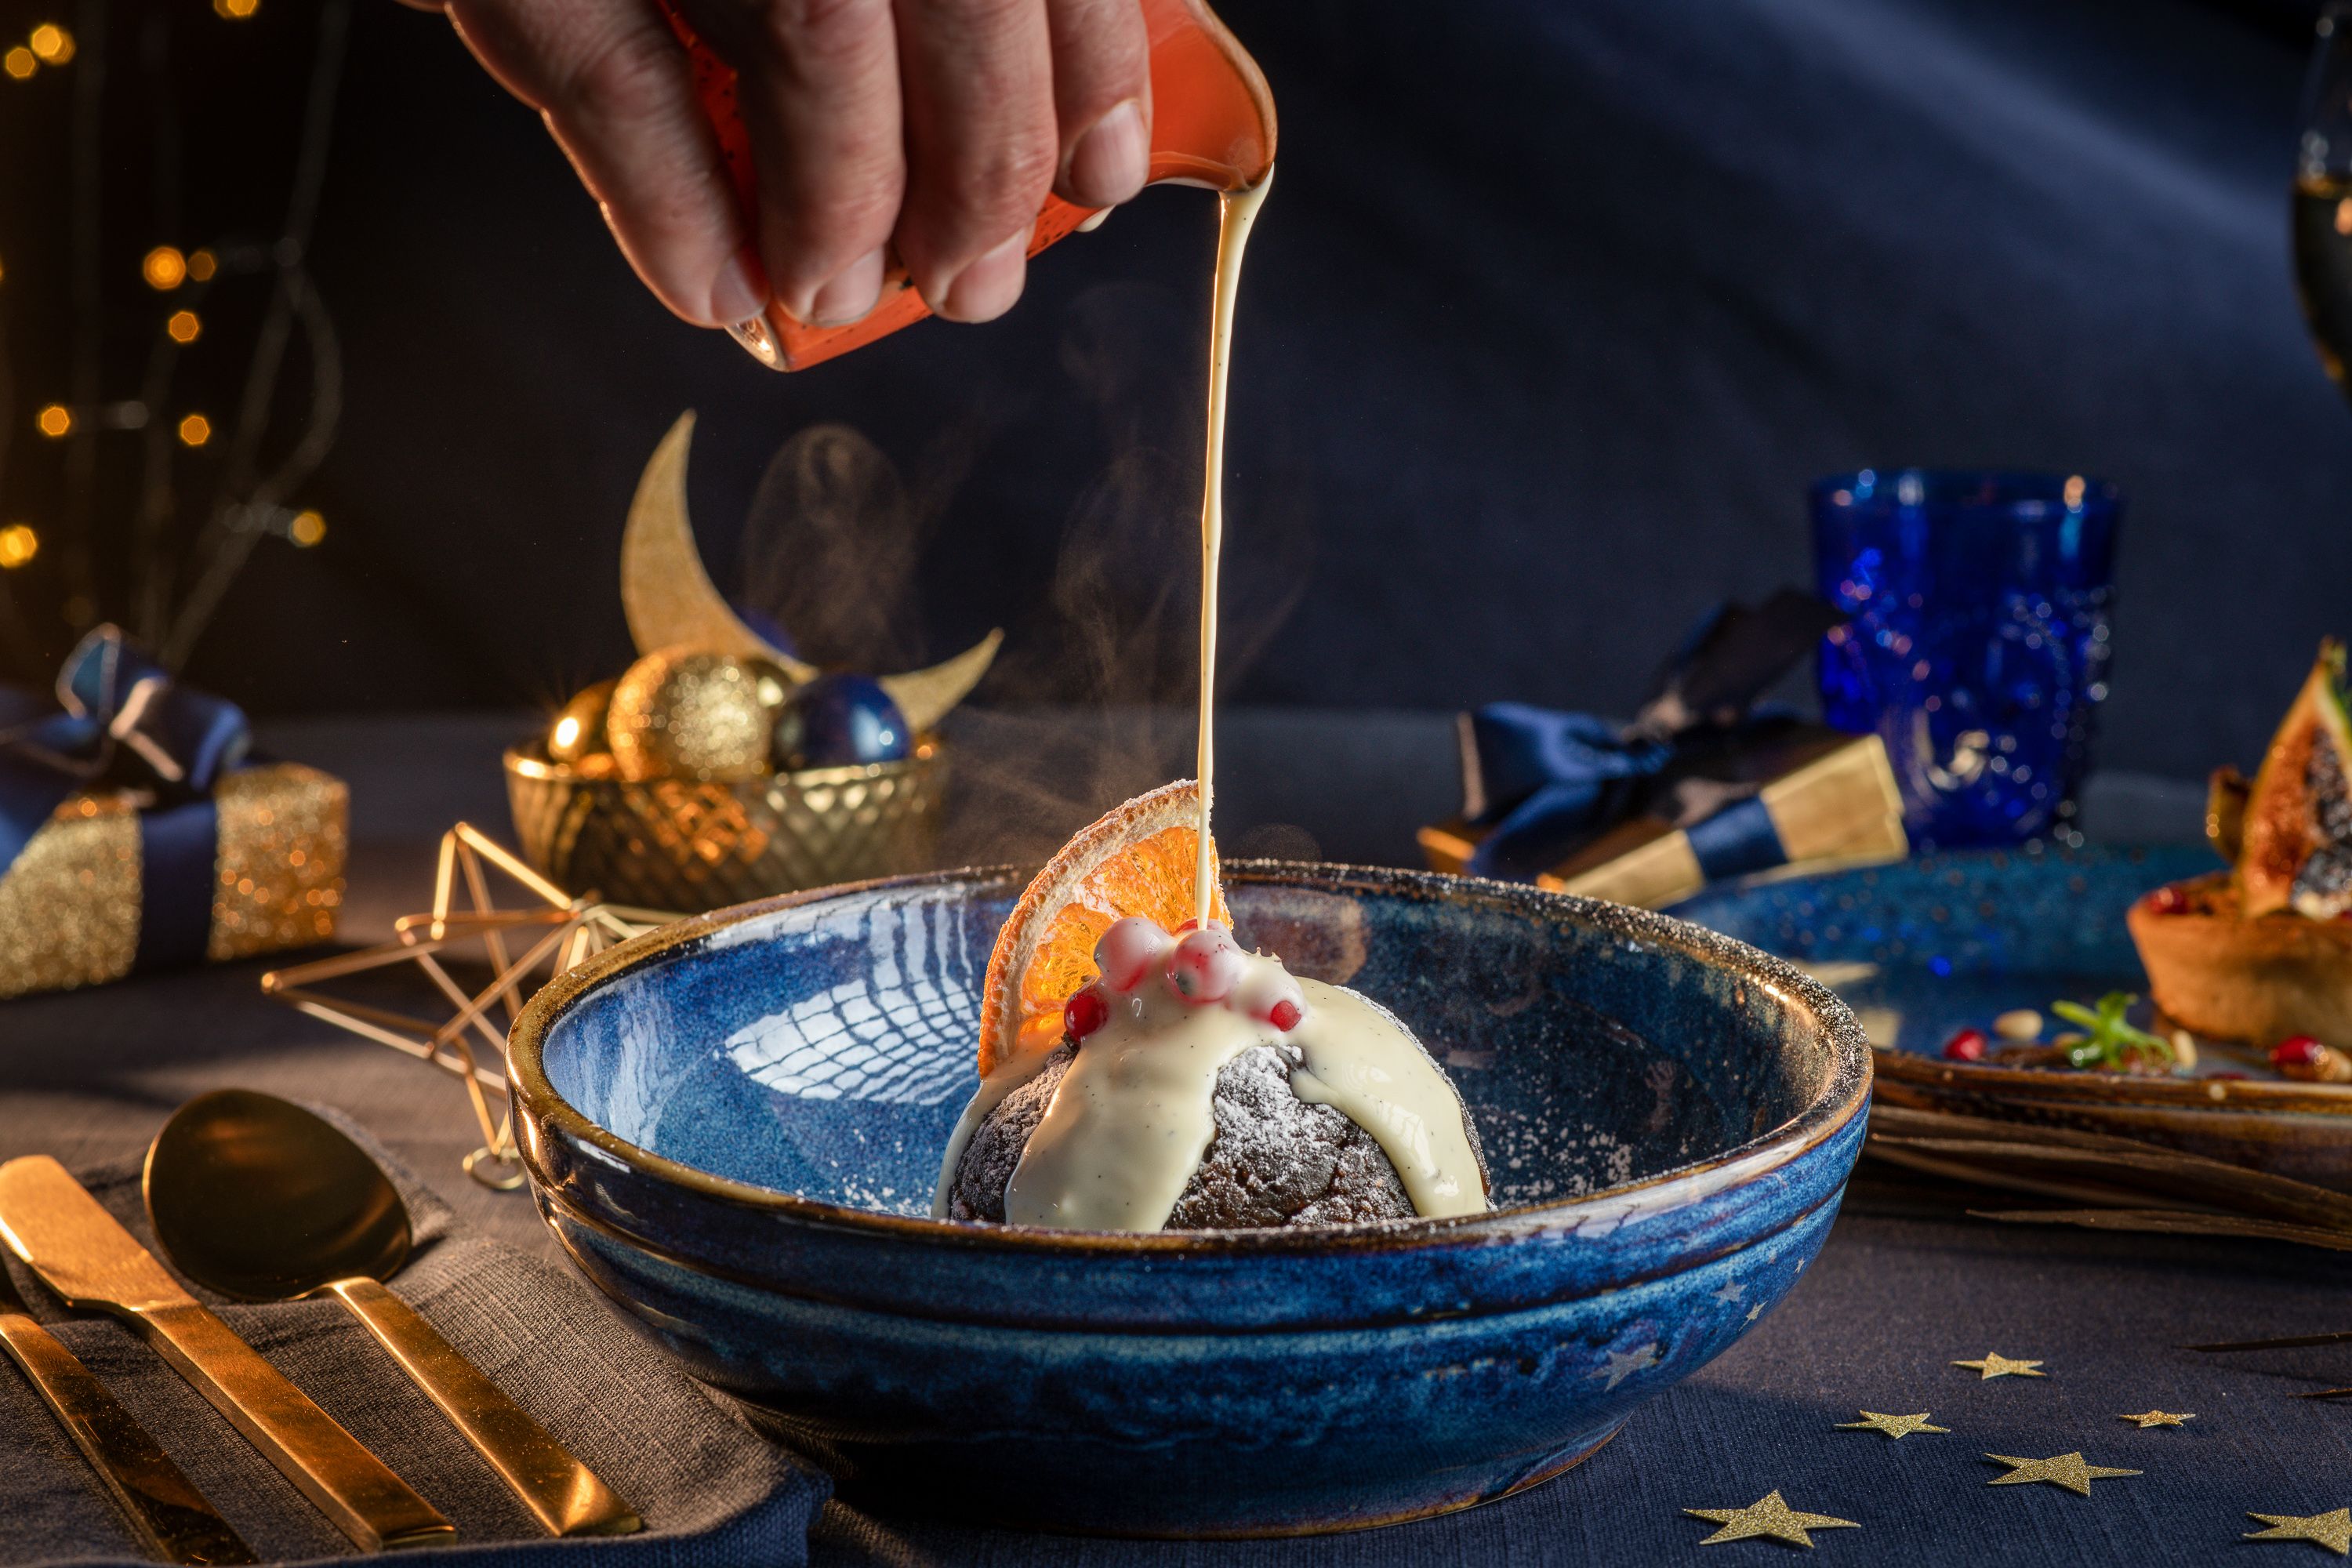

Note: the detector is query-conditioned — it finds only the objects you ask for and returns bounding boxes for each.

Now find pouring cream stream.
[1194,174,1271,927]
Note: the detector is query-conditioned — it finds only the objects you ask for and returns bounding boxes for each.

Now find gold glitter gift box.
[0,762,347,1000]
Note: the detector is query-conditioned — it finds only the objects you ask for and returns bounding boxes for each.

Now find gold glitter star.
[1683,1491,1860,1548]
[2246,1509,2352,1555]
[1953,1352,2046,1380]
[1984,1453,2141,1496]
[2118,1410,2194,1428]
[1836,1410,1950,1439]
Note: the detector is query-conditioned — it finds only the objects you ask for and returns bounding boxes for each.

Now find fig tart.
[2129,640,2352,1046]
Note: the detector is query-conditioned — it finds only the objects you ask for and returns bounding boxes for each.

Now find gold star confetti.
[1984,1453,2141,1496]
[2246,1510,2352,1555]
[2118,1410,2194,1428]
[1953,1352,2045,1380]
[1836,1410,1949,1439]
[1683,1491,1860,1548]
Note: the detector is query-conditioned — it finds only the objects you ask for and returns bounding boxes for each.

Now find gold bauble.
[547,680,616,764]
[607,649,773,782]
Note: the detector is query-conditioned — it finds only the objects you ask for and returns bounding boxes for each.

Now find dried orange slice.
[978,779,1229,1077]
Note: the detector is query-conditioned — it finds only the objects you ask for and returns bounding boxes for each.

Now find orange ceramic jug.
[661,0,1276,372]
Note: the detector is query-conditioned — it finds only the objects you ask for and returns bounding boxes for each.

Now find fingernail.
[808,248,888,327]
[1066,98,1148,209]
[933,229,1030,324]
[712,247,769,325]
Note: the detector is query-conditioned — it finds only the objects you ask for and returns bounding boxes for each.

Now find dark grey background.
[0,0,2343,781]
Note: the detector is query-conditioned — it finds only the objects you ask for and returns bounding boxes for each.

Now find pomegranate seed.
[2274,1036,2325,1069]
[1094,916,1171,992]
[1064,986,1110,1040]
[2147,884,2189,915]
[1232,962,1305,1027]
[1167,926,1244,1003]
[1941,1027,1987,1062]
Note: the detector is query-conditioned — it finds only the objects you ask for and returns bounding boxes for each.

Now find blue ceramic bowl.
[508,862,1871,1537]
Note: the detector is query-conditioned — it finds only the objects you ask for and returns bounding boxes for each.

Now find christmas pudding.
[936,782,1490,1232]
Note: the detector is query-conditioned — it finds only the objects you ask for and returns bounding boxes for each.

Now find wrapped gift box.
[0,760,347,1000]
[1420,724,1905,909]
[2,626,348,1000]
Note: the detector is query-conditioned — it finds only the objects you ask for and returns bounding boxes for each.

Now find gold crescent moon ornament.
[619,412,1001,735]
[619,412,815,679]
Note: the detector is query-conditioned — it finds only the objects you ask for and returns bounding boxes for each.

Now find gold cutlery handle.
[325,1279,641,1537]
[139,1301,454,1552]
[0,1313,258,1566]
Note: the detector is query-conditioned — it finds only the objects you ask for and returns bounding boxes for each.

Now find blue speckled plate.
[1669,845,2352,1190]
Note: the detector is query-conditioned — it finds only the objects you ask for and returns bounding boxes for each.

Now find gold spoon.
[143,1091,639,1539]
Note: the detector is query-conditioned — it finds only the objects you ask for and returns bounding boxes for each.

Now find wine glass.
[2295,3,2352,392]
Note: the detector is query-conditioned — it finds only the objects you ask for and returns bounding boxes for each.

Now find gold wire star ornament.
[2247,1510,2352,1555]
[2118,1410,2195,1428]
[1835,1411,1949,1439]
[262,822,675,1189]
[1682,1491,1859,1548]
[1983,1453,2142,1496]
[1953,1352,2046,1380]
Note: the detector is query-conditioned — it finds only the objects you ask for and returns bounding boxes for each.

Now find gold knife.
[0,1261,258,1565]
[0,1157,454,1552]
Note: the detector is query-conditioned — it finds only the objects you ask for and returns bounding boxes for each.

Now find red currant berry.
[1233,962,1305,1027]
[1094,916,1171,992]
[1167,926,1243,1003]
[1064,986,1110,1040]
[1941,1027,1987,1062]
[2274,1036,2325,1069]
[2147,884,2189,915]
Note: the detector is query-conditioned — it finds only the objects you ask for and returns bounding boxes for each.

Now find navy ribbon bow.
[0,626,250,969]
[1461,592,1844,883]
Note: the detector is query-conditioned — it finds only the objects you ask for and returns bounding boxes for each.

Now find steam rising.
[733,278,1313,871]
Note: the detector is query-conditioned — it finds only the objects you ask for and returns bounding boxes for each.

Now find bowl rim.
[506,860,1873,1255]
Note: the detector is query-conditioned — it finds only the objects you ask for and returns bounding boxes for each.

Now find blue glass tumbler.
[1813,470,2120,849]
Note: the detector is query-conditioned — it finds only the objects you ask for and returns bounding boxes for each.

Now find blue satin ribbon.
[0,626,250,971]
[1460,703,1796,881]
[1459,593,1845,884]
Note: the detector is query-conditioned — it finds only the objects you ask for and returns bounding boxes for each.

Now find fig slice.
[2239,639,2352,918]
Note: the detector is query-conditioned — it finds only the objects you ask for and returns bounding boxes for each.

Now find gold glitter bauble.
[547,680,616,764]
[608,649,773,782]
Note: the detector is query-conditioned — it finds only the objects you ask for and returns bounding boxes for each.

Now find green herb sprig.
[2051,992,2173,1071]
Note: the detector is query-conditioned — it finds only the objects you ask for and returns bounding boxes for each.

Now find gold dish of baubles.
[509,412,995,909]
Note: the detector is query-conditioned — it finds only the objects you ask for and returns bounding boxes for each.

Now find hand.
[408,0,1152,328]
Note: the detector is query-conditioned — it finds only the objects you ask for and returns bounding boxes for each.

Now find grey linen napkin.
[0,1112,828,1567]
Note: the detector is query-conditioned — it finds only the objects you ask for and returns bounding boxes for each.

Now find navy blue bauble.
[775,674,913,769]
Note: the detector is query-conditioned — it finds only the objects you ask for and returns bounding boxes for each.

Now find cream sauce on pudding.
[936,917,1485,1231]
